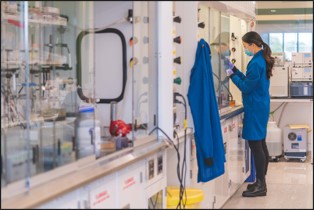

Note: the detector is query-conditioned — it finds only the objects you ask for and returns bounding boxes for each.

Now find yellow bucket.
[166,186,204,209]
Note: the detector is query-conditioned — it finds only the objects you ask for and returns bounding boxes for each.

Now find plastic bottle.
[266,121,282,158]
[75,105,101,159]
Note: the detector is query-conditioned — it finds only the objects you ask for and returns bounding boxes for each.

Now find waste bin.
[166,186,204,209]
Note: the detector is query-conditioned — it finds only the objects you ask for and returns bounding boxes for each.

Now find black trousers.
[248,139,269,182]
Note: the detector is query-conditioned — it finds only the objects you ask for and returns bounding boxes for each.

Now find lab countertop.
[1,106,241,208]
[219,104,244,120]
[1,139,168,209]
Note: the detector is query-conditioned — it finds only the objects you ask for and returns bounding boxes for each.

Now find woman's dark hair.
[242,31,275,80]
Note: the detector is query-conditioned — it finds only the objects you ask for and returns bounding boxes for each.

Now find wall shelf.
[270,98,313,103]
[1,13,67,26]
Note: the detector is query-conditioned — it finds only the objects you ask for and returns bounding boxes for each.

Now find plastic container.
[266,121,282,160]
[166,186,204,209]
[75,105,101,159]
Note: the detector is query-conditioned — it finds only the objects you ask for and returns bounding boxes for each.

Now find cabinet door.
[226,116,242,196]
[237,114,250,183]
[88,172,118,209]
[213,120,229,209]
[117,159,146,208]
[38,189,79,209]
[190,138,215,209]
[213,166,229,209]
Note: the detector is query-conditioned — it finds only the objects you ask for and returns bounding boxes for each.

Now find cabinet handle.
[32,144,39,164]
[57,139,61,156]
[140,171,143,183]
[72,136,76,151]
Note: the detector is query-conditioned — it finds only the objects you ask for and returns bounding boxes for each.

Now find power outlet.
[157,155,163,175]
[148,159,154,180]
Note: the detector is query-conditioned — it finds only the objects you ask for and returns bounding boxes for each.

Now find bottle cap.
[79,105,94,113]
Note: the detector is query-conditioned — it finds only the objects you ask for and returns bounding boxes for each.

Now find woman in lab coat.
[225,31,275,197]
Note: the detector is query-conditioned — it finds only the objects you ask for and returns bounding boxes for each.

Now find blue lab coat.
[230,50,270,140]
[187,39,226,183]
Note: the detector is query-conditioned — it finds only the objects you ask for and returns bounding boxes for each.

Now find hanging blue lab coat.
[187,39,226,183]
[230,50,270,141]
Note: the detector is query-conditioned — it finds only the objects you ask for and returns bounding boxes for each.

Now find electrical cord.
[149,191,159,209]
[277,102,288,127]
[149,126,183,208]
[269,102,288,127]
[148,92,188,209]
[173,92,188,209]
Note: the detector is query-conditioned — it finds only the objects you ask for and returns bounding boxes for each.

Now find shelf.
[1,13,67,26]
[271,98,313,103]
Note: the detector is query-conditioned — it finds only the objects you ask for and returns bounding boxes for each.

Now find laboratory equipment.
[270,66,289,97]
[290,67,313,81]
[291,52,312,66]
[283,124,308,161]
[289,81,313,98]
[289,52,313,98]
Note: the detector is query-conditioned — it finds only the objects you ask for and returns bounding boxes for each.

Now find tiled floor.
[222,155,313,209]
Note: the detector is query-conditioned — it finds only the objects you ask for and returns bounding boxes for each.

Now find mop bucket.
[166,186,204,209]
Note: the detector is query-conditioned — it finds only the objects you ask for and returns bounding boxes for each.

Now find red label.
[123,177,136,190]
[92,190,110,206]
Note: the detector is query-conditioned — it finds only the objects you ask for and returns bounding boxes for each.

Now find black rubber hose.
[76,28,127,104]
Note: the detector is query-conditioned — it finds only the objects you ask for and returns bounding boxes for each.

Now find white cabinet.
[36,150,168,209]
[214,112,251,208]
[212,119,229,209]
[226,116,242,196]
[116,151,167,209]
[188,111,250,209]
[145,151,167,209]
[88,173,118,209]
[225,113,251,199]
[238,114,251,183]
[38,189,79,209]
[189,138,215,209]
[117,159,146,209]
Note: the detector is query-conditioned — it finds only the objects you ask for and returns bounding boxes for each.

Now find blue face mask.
[224,49,231,57]
[244,49,254,56]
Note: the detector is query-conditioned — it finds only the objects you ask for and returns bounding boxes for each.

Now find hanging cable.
[173,92,188,209]
[148,92,188,209]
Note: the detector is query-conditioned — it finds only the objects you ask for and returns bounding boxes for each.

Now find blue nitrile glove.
[226,68,234,76]
[224,57,234,70]
[224,58,235,76]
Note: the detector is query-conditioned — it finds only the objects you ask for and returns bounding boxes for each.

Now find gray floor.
[222,154,313,209]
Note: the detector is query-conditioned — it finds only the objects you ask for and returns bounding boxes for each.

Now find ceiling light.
[270,9,277,13]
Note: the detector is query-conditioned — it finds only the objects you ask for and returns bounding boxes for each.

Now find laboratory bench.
[1,105,248,209]
[1,138,169,209]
